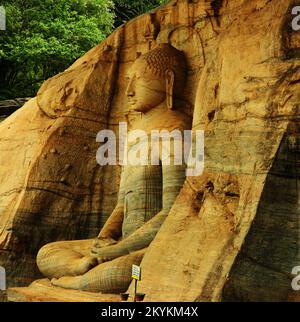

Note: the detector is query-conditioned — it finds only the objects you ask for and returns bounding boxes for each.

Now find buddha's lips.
[128,100,137,107]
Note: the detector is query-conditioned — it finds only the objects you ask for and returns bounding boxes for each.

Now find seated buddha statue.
[36,43,192,293]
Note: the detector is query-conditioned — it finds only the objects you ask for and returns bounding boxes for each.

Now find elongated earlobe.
[166,69,175,110]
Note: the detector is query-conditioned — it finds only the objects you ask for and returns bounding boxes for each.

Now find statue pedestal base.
[7,279,121,302]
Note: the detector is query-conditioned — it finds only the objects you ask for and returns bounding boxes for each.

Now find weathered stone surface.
[7,279,120,302]
[0,0,299,301]
[222,126,299,301]
[129,0,300,302]
[0,33,124,286]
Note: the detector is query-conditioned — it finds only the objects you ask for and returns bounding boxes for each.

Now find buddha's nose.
[126,79,135,97]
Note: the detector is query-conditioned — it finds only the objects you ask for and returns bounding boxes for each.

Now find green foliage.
[114,0,168,27]
[0,0,169,99]
[0,0,115,99]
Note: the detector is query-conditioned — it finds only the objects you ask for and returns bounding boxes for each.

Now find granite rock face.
[0,0,299,301]
[0,36,124,286]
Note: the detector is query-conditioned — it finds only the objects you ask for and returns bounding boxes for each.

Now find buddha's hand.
[97,256,115,265]
[90,244,126,264]
[91,236,117,251]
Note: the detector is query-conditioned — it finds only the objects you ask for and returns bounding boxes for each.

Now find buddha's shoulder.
[161,110,192,131]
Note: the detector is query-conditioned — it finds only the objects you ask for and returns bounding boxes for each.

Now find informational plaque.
[132,265,141,281]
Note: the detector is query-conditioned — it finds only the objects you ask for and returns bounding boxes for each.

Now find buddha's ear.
[165,69,175,110]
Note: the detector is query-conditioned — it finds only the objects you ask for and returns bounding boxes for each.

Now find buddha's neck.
[131,102,176,131]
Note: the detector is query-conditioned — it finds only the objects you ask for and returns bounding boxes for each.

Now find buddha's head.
[126,43,187,113]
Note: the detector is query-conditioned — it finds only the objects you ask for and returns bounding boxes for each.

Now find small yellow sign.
[132,265,141,281]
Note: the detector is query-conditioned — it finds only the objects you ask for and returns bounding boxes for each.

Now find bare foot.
[73,256,98,276]
[51,276,82,290]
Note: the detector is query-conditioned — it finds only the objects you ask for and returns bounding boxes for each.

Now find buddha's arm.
[97,167,125,241]
[96,164,186,259]
[97,207,124,241]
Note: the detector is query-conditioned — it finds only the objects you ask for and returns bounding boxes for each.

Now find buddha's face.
[126,58,166,113]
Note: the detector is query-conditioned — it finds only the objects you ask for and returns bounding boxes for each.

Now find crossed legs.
[37,240,146,293]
